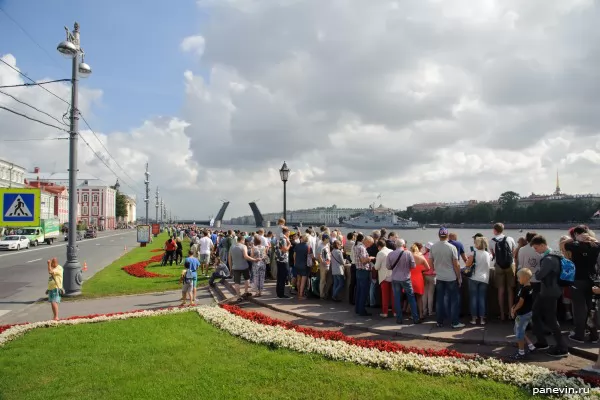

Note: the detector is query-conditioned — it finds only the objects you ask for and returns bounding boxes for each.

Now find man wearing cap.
[430,227,464,328]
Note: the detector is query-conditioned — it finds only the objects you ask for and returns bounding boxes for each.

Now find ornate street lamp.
[58,22,92,297]
[279,161,290,222]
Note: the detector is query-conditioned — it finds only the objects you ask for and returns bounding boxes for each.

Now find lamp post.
[279,161,290,222]
[57,22,92,297]
[144,164,150,225]
[155,187,159,224]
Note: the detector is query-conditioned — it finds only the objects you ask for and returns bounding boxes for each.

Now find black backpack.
[493,237,513,269]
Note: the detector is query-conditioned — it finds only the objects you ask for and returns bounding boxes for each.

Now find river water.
[215,225,573,249]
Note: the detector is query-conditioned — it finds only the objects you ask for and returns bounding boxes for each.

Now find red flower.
[122,254,170,278]
[219,304,600,388]
[0,323,27,334]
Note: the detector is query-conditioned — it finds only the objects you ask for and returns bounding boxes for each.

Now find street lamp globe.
[57,40,78,58]
[78,62,92,78]
[279,161,290,182]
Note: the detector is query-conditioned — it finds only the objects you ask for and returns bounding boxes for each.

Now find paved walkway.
[0,290,213,325]
[210,280,599,364]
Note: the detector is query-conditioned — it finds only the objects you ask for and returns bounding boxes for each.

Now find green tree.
[115,192,128,219]
[498,191,520,208]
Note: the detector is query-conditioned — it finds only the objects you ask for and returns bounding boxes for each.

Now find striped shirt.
[353,242,372,270]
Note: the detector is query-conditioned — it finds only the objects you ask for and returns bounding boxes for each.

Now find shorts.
[182,282,193,294]
[296,266,308,277]
[233,269,250,284]
[494,264,516,289]
[192,277,198,288]
[199,254,210,264]
[514,311,532,340]
[48,288,61,303]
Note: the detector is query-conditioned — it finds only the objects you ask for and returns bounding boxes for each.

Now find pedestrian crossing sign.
[0,188,40,227]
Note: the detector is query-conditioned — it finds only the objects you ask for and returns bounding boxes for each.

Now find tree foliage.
[398,199,599,224]
[115,192,128,219]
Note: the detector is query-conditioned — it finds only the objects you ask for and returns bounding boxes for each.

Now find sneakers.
[547,347,569,358]
[533,343,550,351]
[510,351,527,360]
[452,322,465,329]
[569,333,585,344]
[380,313,388,318]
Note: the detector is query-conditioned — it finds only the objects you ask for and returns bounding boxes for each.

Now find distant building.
[25,168,110,187]
[230,205,365,225]
[25,180,74,224]
[121,195,137,225]
[517,172,600,207]
[78,182,117,230]
[0,159,26,188]
[411,200,478,212]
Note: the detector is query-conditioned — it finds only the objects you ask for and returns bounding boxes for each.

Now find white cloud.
[180,35,206,57]
[3,0,600,221]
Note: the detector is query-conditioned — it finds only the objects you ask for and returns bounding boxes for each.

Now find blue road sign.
[0,189,41,227]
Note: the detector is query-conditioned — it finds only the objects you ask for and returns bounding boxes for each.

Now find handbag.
[386,250,405,270]
[463,250,477,278]
[46,274,65,296]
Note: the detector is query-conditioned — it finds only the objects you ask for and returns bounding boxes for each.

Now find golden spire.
[555,170,561,195]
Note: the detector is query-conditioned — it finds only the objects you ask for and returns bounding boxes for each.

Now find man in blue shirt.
[185,250,200,301]
[448,233,468,317]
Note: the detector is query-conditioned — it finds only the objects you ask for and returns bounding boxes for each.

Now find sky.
[1,0,600,220]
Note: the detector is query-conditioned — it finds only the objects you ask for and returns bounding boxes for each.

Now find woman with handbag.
[465,236,492,325]
[46,257,64,321]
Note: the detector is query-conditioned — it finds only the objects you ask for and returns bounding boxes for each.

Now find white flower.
[196,306,598,400]
[0,306,199,346]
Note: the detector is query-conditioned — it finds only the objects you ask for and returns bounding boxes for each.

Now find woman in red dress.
[410,243,431,320]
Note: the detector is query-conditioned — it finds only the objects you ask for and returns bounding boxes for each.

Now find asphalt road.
[0,229,138,320]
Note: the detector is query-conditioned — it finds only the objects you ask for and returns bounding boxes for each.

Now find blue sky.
[0,0,204,132]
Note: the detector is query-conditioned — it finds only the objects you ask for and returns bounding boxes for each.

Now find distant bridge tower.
[249,202,265,228]
[214,201,230,228]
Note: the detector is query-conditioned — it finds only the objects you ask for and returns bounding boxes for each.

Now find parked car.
[0,235,30,251]
[84,228,97,239]
[64,231,84,241]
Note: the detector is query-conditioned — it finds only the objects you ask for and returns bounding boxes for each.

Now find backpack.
[493,237,513,269]
[544,254,575,287]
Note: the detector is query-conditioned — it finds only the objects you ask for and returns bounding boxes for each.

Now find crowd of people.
[163,220,600,370]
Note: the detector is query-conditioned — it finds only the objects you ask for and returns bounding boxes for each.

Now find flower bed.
[220,304,473,360]
[0,306,197,346]
[122,254,170,278]
[196,305,598,399]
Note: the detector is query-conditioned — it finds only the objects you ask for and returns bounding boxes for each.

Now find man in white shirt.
[373,239,393,317]
[490,223,517,321]
[199,230,214,277]
[430,227,463,328]
[307,228,317,258]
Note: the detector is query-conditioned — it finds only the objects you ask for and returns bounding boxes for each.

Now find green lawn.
[0,313,533,400]
[81,233,208,298]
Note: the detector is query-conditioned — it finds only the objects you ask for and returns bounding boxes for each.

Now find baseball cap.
[438,227,449,237]
[322,234,330,240]
[425,241,433,250]
[472,233,484,239]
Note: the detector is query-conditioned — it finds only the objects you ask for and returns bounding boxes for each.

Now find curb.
[246,297,598,361]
